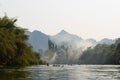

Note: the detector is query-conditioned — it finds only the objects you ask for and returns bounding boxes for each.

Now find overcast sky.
[0,0,120,41]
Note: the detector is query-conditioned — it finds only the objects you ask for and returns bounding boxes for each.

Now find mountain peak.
[32,30,47,36]
[33,30,41,33]
[61,29,66,32]
[58,30,68,35]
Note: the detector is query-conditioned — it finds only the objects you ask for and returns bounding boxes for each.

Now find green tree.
[0,15,44,66]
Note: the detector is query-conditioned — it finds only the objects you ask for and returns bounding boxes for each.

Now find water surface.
[0,65,120,80]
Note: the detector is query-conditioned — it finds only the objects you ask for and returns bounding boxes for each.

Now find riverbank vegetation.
[0,15,46,67]
[1,15,120,66]
[79,38,120,64]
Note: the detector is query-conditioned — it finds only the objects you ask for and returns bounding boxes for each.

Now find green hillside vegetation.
[79,38,120,64]
[0,16,45,66]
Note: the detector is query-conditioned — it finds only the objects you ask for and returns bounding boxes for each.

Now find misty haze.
[1,0,120,80]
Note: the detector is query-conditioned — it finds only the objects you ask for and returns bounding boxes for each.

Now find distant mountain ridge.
[25,30,49,52]
[50,30,83,47]
[98,38,116,45]
[25,30,116,52]
[25,30,117,64]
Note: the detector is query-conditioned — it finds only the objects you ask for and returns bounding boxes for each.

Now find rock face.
[25,30,49,52]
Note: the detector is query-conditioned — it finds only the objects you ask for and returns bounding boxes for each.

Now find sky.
[0,0,120,41]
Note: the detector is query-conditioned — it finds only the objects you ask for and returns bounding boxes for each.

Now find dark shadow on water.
[0,68,31,80]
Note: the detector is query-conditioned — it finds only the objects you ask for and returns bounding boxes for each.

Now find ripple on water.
[0,65,120,80]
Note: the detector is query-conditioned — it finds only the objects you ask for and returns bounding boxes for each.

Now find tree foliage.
[79,39,120,64]
[0,16,44,66]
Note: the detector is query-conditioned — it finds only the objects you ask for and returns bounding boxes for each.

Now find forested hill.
[0,16,45,66]
[79,38,120,64]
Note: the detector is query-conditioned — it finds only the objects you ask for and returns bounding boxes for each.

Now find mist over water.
[51,41,96,64]
[41,30,97,64]
[26,30,116,64]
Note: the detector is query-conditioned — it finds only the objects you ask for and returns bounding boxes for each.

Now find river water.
[0,65,120,80]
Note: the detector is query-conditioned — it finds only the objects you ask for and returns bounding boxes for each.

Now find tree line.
[79,38,120,64]
[0,16,45,66]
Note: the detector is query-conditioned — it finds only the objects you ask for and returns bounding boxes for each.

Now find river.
[0,65,120,80]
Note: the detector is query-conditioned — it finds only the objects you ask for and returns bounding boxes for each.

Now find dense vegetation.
[0,16,45,66]
[79,38,120,64]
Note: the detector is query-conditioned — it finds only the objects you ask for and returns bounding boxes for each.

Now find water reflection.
[0,68,31,80]
[80,65,120,80]
[0,65,120,80]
